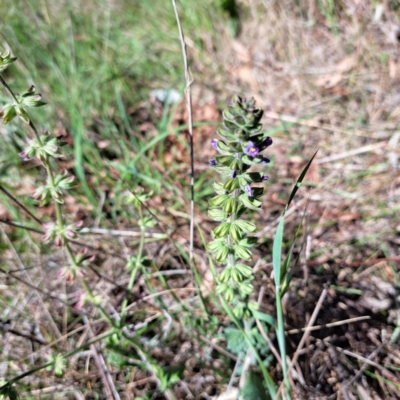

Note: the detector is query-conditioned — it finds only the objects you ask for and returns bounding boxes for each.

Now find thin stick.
[326,343,385,399]
[82,316,121,400]
[171,0,195,262]
[286,315,371,335]
[0,183,42,225]
[80,227,166,239]
[316,140,387,164]
[262,110,374,139]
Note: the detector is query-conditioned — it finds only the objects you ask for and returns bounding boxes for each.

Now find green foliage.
[241,371,269,400]
[208,96,273,318]
[223,324,270,358]
[0,0,228,208]
[0,50,17,72]
[155,365,185,391]
[0,381,19,400]
[46,354,65,378]
[272,149,318,397]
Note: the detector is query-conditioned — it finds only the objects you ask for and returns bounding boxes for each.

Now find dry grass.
[1,0,400,399]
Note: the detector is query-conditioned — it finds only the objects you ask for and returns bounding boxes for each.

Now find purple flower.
[245,141,259,157]
[261,175,269,181]
[226,97,231,106]
[231,170,237,178]
[259,136,273,151]
[19,150,29,160]
[244,185,253,197]
[211,138,218,149]
[259,157,270,164]
[209,159,218,166]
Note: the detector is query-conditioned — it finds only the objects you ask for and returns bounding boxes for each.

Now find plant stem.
[120,208,146,319]
[0,75,20,104]
[0,73,115,328]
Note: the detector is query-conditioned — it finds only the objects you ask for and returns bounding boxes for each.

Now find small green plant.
[207,96,318,398]
[207,95,272,319]
[0,50,178,400]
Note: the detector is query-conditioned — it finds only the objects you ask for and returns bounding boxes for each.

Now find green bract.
[0,50,17,72]
[19,133,64,162]
[208,96,273,318]
[33,171,75,205]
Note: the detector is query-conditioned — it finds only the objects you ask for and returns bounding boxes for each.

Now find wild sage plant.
[208,95,272,319]
[0,49,180,400]
[0,50,97,296]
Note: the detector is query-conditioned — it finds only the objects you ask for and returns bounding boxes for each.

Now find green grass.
[2,0,399,398]
[0,0,228,212]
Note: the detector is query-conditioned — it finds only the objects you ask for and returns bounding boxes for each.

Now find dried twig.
[171,0,195,262]
[0,183,42,225]
[82,316,121,400]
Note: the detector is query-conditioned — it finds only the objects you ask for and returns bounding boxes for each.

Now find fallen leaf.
[335,55,358,73]
[316,73,343,89]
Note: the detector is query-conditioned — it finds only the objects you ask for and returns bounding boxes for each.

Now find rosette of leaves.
[208,95,273,318]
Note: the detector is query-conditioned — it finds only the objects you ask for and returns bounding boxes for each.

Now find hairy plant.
[208,95,273,319]
[0,50,178,400]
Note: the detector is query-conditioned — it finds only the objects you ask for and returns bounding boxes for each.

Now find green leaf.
[229,223,242,242]
[212,182,226,195]
[242,371,268,400]
[16,106,30,124]
[215,155,234,166]
[251,187,264,198]
[217,126,237,142]
[208,194,229,207]
[242,172,260,182]
[238,279,254,296]
[252,310,275,326]
[213,222,230,238]
[239,176,248,187]
[216,139,236,155]
[0,382,19,400]
[231,267,243,282]
[214,165,232,174]
[234,219,256,233]
[219,267,232,282]
[207,238,225,252]
[235,263,253,278]
[224,177,239,192]
[236,205,247,218]
[158,365,185,391]
[0,104,16,124]
[222,109,236,122]
[280,241,295,282]
[242,154,268,166]
[224,327,248,355]
[223,197,237,213]
[230,158,242,170]
[273,217,285,288]
[208,208,226,221]
[239,194,262,210]
[286,149,318,209]
[235,245,252,260]
[239,237,258,247]
[281,265,296,297]
[215,245,229,263]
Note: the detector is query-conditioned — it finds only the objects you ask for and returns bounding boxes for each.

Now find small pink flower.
[58,265,85,283]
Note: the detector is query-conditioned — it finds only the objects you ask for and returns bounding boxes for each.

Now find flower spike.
[207,96,273,318]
